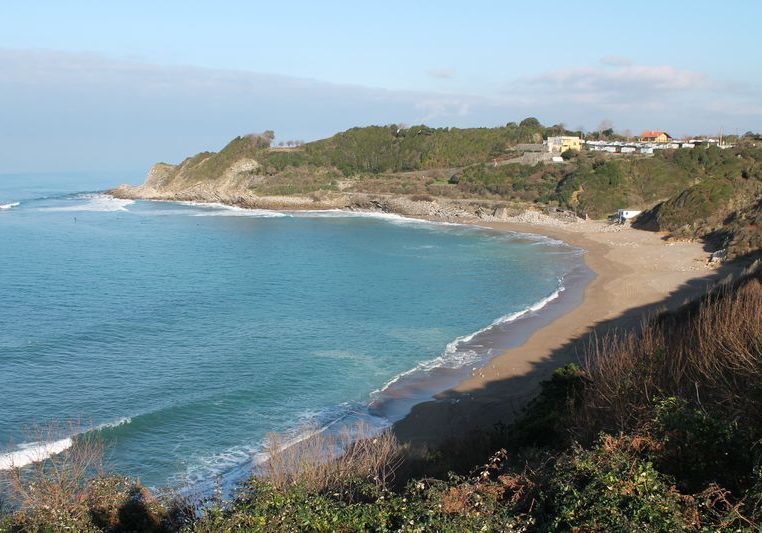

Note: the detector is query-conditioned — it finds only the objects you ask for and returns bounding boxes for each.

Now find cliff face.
[110,167,539,221]
[107,134,535,218]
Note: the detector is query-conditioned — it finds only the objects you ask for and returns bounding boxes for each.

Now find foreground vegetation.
[3,261,761,531]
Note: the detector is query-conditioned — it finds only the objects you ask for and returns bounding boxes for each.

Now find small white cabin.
[617,209,642,223]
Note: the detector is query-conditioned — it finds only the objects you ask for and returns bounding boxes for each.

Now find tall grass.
[1,424,191,531]
[261,422,403,498]
[580,263,762,436]
[2,423,104,515]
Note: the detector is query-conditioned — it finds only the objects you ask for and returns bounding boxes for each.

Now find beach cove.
[0,181,589,489]
[394,214,728,447]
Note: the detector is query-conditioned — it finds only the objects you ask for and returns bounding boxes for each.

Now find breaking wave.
[374,283,566,395]
[0,417,133,471]
[172,282,570,493]
[39,193,134,212]
[0,438,73,470]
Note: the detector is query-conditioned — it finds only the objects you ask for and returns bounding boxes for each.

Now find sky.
[1,0,761,173]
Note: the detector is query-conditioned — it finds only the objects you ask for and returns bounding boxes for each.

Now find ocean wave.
[191,209,288,218]
[0,438,73,470]
[93,416,133,431]
[142,199,289,218]
[181,282,570,491]
[374,283,566,395]
[290,208,466,227]
[0,416,134,471]
[171,403,385,494]
[157,280,571,492]
[0,201,20,210]
[39,193,134,212]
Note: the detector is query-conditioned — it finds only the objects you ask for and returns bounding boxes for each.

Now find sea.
[0,171,591,491]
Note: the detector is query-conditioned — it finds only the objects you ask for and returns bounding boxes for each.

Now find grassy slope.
[632,145,762,259]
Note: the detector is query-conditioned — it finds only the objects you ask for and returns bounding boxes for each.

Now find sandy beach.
[393,217,739,448]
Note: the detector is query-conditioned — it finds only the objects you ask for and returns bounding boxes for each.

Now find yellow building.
[546,136,582,153]
[640,131,672,143]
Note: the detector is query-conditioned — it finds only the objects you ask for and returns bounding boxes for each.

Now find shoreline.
[392,216,728,448]
[104,192,728,470]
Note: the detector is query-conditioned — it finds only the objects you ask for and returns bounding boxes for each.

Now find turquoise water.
[0,172,586,489]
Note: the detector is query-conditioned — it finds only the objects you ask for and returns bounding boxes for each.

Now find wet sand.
[393,219,728,448]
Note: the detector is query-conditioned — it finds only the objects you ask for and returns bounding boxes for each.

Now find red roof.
[640,130,671,139]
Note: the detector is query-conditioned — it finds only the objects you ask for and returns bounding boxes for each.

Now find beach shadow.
[392,253,757,468]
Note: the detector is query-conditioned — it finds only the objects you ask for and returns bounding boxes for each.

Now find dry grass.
[260,422,404,498]
[2,422,104,515]
[2,423,192,531]
[580,263,762,434]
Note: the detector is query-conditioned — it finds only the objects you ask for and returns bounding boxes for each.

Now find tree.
[520,117,541,128]
[550,123,567,135]
[248,130,276,148]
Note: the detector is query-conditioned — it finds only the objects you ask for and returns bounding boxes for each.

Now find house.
[616,209,642,223]
[640,130,672,143]
[545,136,582,153]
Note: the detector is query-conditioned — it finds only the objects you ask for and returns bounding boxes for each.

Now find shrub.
[650,397,754,493]
[580,267,762,436]
[542,438,697,531]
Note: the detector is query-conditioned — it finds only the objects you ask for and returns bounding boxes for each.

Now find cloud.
[414,97,472,121]
[524,64,708,97]
[0,49,517,172]
[600,55,633,67]
[426,68,456,79]
[0,49,759,172]
[499,60,761,135]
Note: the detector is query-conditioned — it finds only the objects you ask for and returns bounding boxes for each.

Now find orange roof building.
[640,131,672,143]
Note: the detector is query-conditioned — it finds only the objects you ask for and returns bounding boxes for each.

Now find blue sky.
[1,1,761,173]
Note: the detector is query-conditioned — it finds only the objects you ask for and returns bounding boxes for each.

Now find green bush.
[650,397,754,493]
[542,439,696,531]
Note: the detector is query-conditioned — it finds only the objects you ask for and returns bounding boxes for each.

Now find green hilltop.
[136,120,762,260]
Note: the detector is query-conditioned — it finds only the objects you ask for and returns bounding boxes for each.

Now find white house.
[617,209,642,223]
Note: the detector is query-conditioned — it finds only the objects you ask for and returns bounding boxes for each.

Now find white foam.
[142,199,288,218]
[374,284,566,394]
[39,193,134,212]
[172,286,569,493]
[0,201,20,210]
[0,438,73,470]
[0,415,135,472]
[94,416,133,431]
[172,283,569,492]
[290,208,466,227]
[172,403,387,497]
[192,209,287,218]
